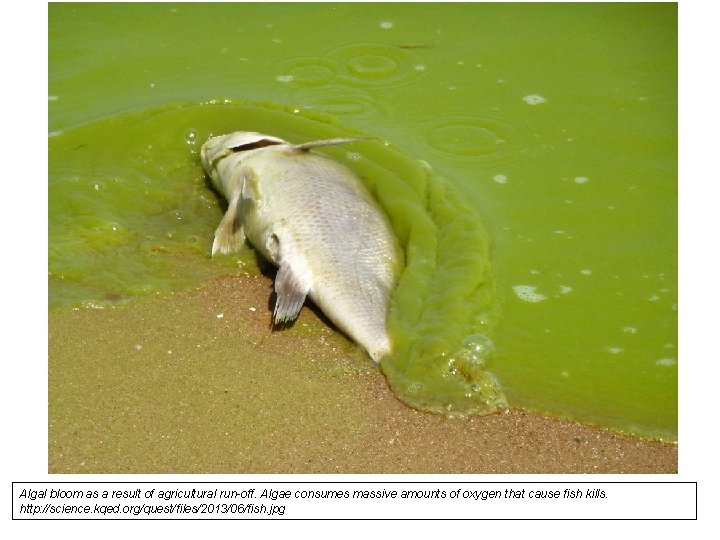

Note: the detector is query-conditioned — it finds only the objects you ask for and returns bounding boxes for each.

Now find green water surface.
[49,3,677,440]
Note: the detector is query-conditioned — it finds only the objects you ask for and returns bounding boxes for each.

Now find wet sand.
[48,274,677,474]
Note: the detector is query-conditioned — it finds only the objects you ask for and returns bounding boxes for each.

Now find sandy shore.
[48,274,677,474]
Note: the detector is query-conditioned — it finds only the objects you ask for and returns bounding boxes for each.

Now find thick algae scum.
[49,101,506,414]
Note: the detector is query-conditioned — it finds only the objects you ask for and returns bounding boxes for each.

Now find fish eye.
[230,139,283,153]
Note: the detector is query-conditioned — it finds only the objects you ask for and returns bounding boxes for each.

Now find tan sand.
[48,274,677,474]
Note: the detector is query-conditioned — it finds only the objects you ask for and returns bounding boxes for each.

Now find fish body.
[200,131,400,362]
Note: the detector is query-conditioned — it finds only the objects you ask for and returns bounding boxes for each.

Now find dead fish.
[200,131,401,362]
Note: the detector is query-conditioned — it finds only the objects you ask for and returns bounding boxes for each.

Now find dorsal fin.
[288,137,372,152]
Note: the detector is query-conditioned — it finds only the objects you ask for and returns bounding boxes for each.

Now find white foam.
[523,94,546,105]
[512,285,547,303]
[655,358,676,367]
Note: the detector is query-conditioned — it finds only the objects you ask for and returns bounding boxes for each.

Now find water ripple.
[326,42,426,88]
[421,115,521,164]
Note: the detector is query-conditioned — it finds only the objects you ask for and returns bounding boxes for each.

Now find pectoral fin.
[273,260,311,325]
[212,169,255,256]
[212,193,244,256]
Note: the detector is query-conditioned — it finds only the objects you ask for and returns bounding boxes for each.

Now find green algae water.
[49,3,677,440]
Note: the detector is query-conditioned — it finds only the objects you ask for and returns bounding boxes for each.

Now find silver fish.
[200,131,401,362]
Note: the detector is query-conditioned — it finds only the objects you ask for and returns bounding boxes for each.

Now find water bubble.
[606,347,624,354]
[580,269,592,275]
[559,285,573,294]
[185,130,197,144]
[414,64,426,71]
[276,74,294,82]
[623,326,638,334]
[512,285,547,303]
[523,94,546,105]
[574,176,590,184]
[379,21,393,29]
[462,333,496,365]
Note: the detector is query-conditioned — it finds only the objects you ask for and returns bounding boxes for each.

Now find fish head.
[200,131,288,195]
